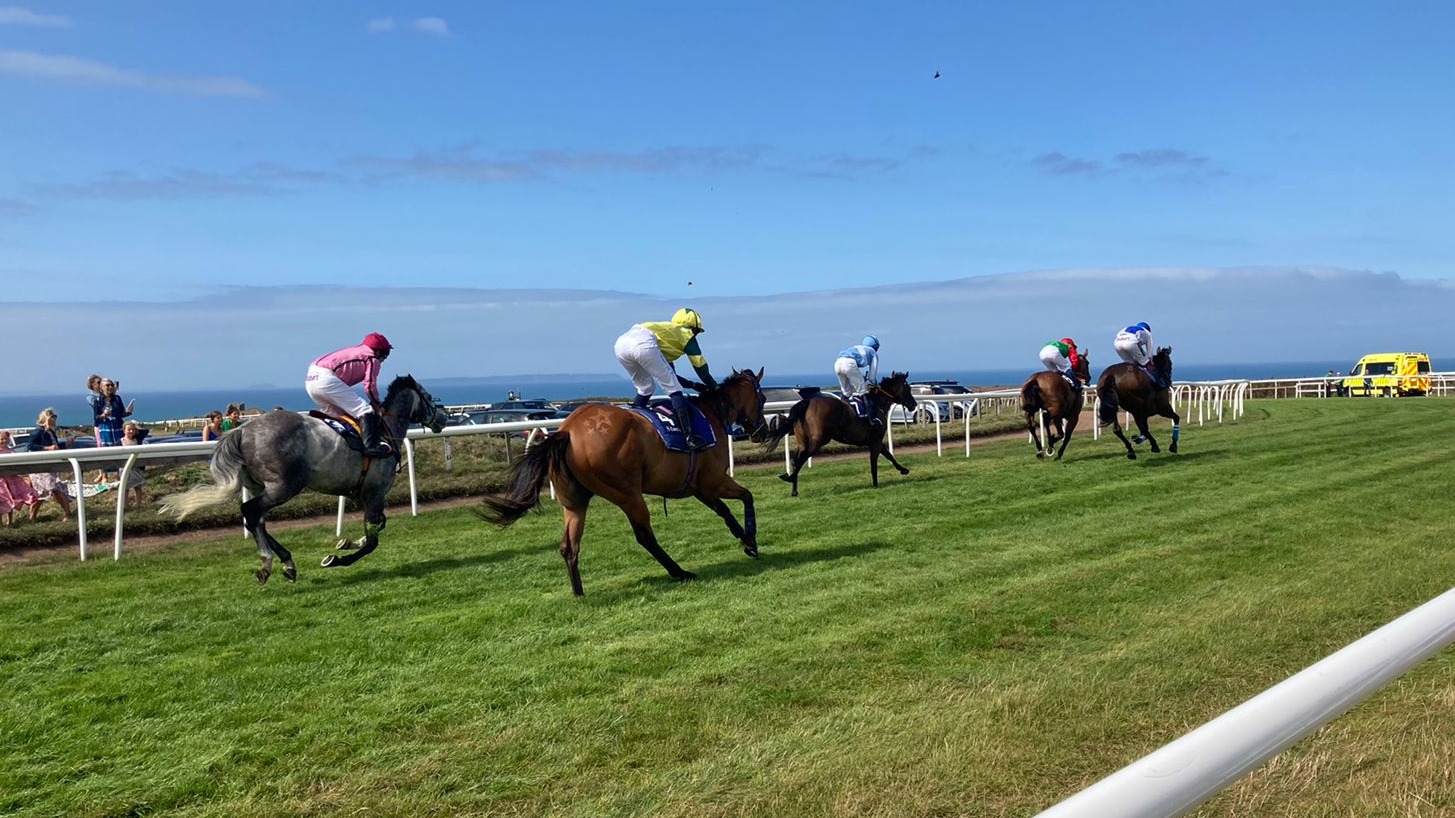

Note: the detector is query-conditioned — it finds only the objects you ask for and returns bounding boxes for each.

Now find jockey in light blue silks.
[835,335,881,417]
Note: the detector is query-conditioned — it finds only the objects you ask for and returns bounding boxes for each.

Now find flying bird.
[934,71,941,79]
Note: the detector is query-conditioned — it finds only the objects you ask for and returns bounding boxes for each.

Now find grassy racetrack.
[3,399,1453,817]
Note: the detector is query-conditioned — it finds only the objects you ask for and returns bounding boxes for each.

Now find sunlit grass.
[2,399,1453,817]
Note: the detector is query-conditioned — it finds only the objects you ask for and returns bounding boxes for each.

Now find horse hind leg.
[1134,415,1161,453]
[1108,418,1137,460]
[242,496,296,584]
[612,493,695,586]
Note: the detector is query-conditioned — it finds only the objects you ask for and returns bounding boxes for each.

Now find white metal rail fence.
[0,380,1250,561]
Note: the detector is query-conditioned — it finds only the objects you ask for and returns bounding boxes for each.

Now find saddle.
[623,405,717,453]
[308,410,367,453]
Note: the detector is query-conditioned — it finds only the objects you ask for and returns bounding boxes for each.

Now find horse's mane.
[1153,347,1173,379]
[384,374,421,401]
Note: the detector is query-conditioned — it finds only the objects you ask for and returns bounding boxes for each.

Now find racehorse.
[477,368,768,596]
[1020,350,1092,460]
[758,371,917,497]
[1096,346,1180,460]
[159,375,449,584]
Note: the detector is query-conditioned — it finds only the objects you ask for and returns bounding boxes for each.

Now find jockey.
[1038,337,1082,391]
[307,332,394,457]
[614,307,718,450]
[834,335,880,399]
[1113,322,1161,385]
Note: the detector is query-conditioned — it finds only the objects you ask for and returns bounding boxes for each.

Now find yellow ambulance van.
[1339,352,1432,397]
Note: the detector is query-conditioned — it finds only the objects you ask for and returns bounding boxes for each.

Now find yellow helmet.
[671,307,704,332]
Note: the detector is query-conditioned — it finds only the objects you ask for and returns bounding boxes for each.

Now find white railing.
[1035,586,1455,818]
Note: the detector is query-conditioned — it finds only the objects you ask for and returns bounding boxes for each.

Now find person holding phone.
[93,378,134,447]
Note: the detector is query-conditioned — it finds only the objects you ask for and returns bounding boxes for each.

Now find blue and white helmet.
[861,334,880,350]
[1136,322,1151,333]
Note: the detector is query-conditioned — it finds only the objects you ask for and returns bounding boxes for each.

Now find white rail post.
[113,451,139,560]
[69,457,87,561]
[404,437,419,516]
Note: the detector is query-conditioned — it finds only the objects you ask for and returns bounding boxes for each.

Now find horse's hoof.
[777,473,793,483]
[1170,444,1178,454]
[1150,445,1161,453]
[283,565,297,583]
[1036,451,1046,460]
[335,538,357,550]
[677,571,698,583]
[1127,452,1137,460]
[743,543,759,559]
[255,569,270,585]
[898,468,910,475]
[321,554,339,568]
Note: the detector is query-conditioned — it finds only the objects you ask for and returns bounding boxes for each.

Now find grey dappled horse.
[160,375,448,584]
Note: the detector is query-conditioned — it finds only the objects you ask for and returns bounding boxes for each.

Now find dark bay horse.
[759,371,917,497]
[478,368,768,596]
[160,375,449,583]
[1096,346,1181,460]
[1021,350,1092,460]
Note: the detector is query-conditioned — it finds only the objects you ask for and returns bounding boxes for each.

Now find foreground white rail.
[1036,587,1455,818]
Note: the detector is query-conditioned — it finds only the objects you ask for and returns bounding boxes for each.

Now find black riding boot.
[670,393,709,450]
[631,393,651,409]
[361,413,393,457]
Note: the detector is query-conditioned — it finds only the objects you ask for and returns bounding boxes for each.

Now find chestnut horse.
[758,371,918,497]
[1020,350,1092,460]
[1096,346,1180,460]
[478,368,767,596]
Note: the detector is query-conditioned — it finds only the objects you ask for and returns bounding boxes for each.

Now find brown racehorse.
[1020,350,1092,460]
[758,371,918,497]
[1096,346,1180,460]
[478,368,767,596]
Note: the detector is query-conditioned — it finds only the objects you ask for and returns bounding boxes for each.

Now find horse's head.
[1073,350,1091,384]
[1153,347,1173,385]
[716,367,767,437]
[386,375,449,433]
[874,371,917,412]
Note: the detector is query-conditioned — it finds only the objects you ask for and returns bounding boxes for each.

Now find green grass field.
[3,399,1453,817]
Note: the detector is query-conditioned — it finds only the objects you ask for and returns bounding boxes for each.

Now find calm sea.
[0,360,1363,430]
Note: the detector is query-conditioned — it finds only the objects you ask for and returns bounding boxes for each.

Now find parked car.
[489,399,560,412]
[912,380,979,420]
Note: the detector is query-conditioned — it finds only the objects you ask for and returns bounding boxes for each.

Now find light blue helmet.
[1136,322,1151,333]
[861,334,880,350]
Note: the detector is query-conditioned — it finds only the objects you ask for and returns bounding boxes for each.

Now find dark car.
[489,399,559,412]
[468,408,564,437]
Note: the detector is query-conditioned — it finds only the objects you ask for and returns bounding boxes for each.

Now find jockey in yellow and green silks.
[613,307,718,450]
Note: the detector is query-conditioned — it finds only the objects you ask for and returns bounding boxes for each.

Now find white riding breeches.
[1114,331,1150,366]
[306,365,373,418]
[835,356,868,396]
[615,325,684,397]
[1039,345,1071,375]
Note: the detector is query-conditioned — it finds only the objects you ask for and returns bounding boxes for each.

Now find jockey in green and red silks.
[1039,338,1083,391]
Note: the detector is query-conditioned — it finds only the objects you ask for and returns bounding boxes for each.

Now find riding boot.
[631,392,651,409]
[670,393,709,450]
[361,413,393,457]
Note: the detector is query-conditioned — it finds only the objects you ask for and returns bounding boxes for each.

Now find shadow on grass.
[291,538,548,588]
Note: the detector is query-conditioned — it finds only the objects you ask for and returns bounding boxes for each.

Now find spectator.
[85,374,104,445]
[25,408,74,522]
[0,429,41,526]
[202,411,225,441]
[120,421,148,506]
[221,404,243,432]
[93,378,134,447]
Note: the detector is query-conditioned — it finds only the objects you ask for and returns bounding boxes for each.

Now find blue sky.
[2,3,1453,391]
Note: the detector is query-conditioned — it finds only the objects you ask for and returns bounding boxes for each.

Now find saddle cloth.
[842,394,873,418]
[309,410,366,452]
[623,405,718,453]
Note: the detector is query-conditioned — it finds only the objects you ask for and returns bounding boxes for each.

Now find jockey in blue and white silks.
[1113,322,1153,367]
[835,335,881,397]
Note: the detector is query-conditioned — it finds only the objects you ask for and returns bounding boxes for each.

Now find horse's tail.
[1097,372,1122,427]
[1020,378,1043,417]
[158,432,248,519]
[477,432,570,526]
[757,398,809,455]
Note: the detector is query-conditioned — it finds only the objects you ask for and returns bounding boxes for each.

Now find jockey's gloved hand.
[693,367,718,390]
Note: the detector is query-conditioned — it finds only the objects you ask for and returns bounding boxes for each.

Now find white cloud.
[0,6,70,27]
[367,16,451,37]
[0,49,268,97]
[411,17,450,37]
[2,267,1451,394]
